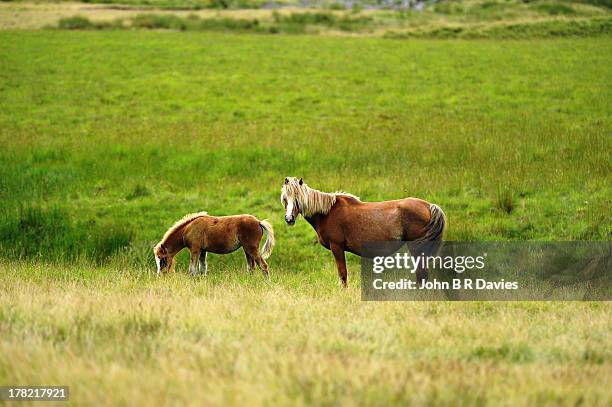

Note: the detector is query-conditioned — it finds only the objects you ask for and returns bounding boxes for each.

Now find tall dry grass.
[1,261,610,405]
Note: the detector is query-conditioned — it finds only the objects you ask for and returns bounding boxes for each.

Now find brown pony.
[281,177,446,287]
[154,212,275,277]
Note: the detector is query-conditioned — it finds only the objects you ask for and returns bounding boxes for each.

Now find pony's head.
[153,243,174,274]
[280,176,304,225]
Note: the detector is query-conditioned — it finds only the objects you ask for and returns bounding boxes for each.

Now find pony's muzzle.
[155,256,162,273]
[155,255,168,273]
[285,215,295,225]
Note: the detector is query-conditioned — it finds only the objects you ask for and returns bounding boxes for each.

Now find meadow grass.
[1,261,610,405]
[0,31,610,404]
[0,32,609,263]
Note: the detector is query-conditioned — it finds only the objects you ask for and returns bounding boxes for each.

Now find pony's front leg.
[199,251,208,276]
[189,249,200,276]
[330,244,348,288]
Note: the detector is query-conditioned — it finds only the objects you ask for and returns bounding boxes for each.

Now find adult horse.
[280,177,446,287]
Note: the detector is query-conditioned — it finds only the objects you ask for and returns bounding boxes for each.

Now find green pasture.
[0,32,610,270]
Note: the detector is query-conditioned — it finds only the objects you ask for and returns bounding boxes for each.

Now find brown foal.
[154,212,275,277]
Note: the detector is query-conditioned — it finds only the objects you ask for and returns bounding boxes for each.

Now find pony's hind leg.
[243,244,269,278]
[199,250,208,276]
[254,255,270,279]
[408,241,432,285]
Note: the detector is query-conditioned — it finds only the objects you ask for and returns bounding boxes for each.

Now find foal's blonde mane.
[281,178,360,218]
[158,211,208,246]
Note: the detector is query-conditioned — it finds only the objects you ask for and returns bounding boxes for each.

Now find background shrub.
[58,16,95,30]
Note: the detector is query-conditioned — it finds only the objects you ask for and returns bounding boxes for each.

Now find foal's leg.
[199,250,208,276]
[243,244,269,278]
[330,243,348,288]
[244,250,256,273]
[189,248,200,276]
[254,255,270,279]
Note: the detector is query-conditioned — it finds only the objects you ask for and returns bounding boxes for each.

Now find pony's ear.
[299,178,303,185]
[284,177,289,184]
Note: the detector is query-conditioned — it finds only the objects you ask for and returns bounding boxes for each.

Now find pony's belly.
[346,241,406,258]
[206,242,241,254]
[344,227,402,248]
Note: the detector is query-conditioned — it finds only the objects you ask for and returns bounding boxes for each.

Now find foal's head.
[281,176,304,226]
[153,243,174,274]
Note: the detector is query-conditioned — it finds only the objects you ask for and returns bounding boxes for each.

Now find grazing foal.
[154,212,275,277]
[281,177,446,287]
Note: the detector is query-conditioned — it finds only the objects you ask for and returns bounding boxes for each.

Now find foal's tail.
[259,220,275,260]
[413,203,447,255]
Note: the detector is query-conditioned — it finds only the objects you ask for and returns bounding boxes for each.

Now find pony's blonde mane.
[281,178,360,218]
[158,211,208,246]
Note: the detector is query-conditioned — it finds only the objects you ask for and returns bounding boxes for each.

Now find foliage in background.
[55,12,376,33]
[54,12,612,37]
[47,0,612,37]
[5,0,612,11]
[385,16,612,38]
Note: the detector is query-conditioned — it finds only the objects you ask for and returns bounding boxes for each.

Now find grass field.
[2,262,611,405]
[0,25,611,406]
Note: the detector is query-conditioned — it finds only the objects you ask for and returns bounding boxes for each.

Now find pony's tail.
[259,220,275,260]
[413,203,447,256]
